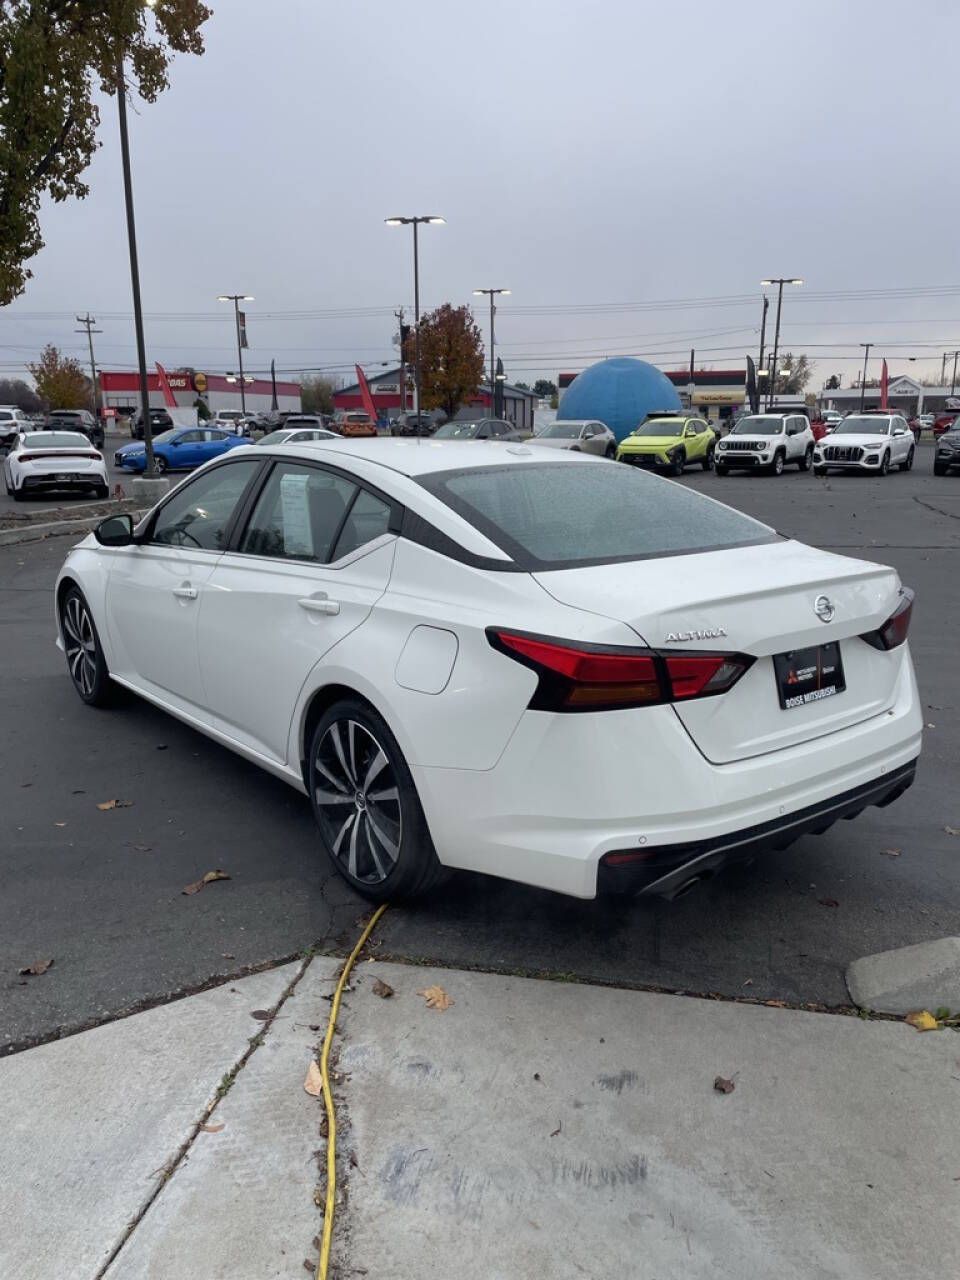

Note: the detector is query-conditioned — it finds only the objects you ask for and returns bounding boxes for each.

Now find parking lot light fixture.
[474,289,511,414]
[384,216,445,435]
[218,295,255,413]
[761,277,803,407]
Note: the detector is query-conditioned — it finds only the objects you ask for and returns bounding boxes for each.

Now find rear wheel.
[309,698,446,901]
[900,446,914,472]
[605,442,616,459]
[798,445,813,472]
[879,451,890,476]
[670,449,685,476]
[770,450,785,476]
[701,446,714,471]
[59,586,113,707]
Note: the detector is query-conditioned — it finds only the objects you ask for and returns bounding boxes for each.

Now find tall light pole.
[473,288,511,415]
[218,294,255,413]
[761,278,803,408]
[859,343,873,411]
[116,0,159,475]
[385,216,445,436]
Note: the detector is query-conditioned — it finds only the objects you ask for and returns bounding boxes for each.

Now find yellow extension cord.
[317,901,389,1280]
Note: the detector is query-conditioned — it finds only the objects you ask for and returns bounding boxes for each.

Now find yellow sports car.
[616,414,716,474]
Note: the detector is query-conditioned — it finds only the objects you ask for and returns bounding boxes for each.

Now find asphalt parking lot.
[2,445,959,1054]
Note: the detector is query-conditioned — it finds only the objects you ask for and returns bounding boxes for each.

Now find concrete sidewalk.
[2,957,958,1280]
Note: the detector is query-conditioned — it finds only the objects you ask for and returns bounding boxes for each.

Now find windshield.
[23,432,89,449]
[731,416,784,436]
[434,421,480,439]
[834,416,890,436]
[420,462,775,569]
[632,420,683,437]
[148,429,180,445]
[541,422,583,439]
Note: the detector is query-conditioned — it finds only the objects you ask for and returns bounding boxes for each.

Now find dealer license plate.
[55,473,72,482]
[773,642,845,711]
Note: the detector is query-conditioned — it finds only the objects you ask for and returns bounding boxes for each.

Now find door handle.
[172,586,198,600]
[298,595,340,616]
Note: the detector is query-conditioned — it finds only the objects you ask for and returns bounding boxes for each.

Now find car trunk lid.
[533,539,905,763]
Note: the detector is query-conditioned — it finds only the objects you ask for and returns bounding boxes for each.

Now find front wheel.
[670,450,685,476]
[798,445,813,472]
[934,461,948,476]
[309,698,446,901]
[12,487,24,501]
[715,462,728,476]
[770,451,785,476]
[900,446,914,472]
[813,465,827,477]
[153,455,168,474]
[879,451,890,476]
[59,586,114,706]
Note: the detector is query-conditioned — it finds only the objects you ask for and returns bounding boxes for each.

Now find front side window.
[239,463,358,562]
[151,459,260,550]
[420,462,776,569]
[177,430,204,444]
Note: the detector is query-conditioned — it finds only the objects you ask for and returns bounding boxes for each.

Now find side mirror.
[170,439,180,446]
[95,514,134,547]
[893,427,906,436]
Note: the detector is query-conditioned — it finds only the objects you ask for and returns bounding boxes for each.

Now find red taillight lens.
[90,451,102,460]
[488,630,753,713]
[861,588,914,651]
[18,453,38,462]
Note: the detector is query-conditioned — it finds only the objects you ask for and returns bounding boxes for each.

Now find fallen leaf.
[714,1075,736,1094]
[132,844,151,853]
[222,953,235,959]
[71,788,85,794]
[879,848,901,858]
[18,958,53,976]
[97,799,133,811]
[182,870,231,896]
[54,822,67,827]
[312,1236,321,1252]
[250,1009,271,1021]
[156,744,168,751]
[199,1122,224,1133]
[303,1260,315,1274]
[742,978,753,987]
[945,826,960,837]
[817,897,839,908]
[550,1122,562,1137]
[20,782,32,788]
[372,978,394,999]
[906,1010,939,1033]
[417,984,453,1011]
[303,1060,324,1098]
[349,1150,359,1168]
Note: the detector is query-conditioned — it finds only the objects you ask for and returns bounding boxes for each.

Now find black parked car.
[45,408,104,450]
[432,418,530,442]
[131,407,174,440]
[934,423,960,475]
[391,412,436,436]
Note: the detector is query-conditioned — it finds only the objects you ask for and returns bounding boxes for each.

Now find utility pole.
[859,343,873,411]
[75,314,103,418]
[942,352,948,386]
[761,278,802,409]
[473,288,511,415]
[395,306,407,414]
[952,351,960,398]
[757,294,769,377]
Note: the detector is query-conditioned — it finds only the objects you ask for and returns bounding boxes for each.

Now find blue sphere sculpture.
[558,357,681,442]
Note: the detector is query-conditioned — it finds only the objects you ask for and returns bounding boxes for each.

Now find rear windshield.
[419,461,776,569]
[23,432,90,450]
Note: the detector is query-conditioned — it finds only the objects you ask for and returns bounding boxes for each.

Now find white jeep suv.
[813,413,914,476]
[715,413,815,476]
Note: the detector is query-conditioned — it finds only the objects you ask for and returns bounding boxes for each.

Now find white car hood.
[821,433,891,448]
[530,437,577,449]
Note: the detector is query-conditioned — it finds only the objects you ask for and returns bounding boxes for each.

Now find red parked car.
[933,413,958,437]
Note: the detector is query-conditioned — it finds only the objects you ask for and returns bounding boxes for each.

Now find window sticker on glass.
[280,472,314,558]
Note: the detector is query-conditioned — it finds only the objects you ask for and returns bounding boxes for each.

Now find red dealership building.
[98,369,302,417]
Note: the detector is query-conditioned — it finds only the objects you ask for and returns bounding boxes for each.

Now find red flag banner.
[880,359,888,409]
[355,364,379,424]
[155,362,177,408]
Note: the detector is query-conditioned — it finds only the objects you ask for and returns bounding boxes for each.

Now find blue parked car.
[114,427,250,474]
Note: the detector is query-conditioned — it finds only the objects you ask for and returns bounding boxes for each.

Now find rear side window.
[239,462,357,562]
[419,462,776,569]
[331,489,392,560]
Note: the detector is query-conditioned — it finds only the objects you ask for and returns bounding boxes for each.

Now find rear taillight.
[90,451,102,460]
[861,588,914,651]
[18,453,38,462]
[487,629,753,713]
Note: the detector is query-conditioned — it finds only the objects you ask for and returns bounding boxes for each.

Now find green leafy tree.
[0,376,43,412]
[533,378,557,398]
[513,380,530,391]
[775,353,812,394]
[0,0,211,303]
[301,375,336,415]
[193,396,210,420]
[403,304,485,420]
[28,343,91,408]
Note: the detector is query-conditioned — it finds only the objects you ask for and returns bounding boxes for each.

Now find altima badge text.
[665,627,728,643]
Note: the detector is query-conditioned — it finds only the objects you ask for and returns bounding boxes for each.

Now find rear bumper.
[597,759,917,896]
[21,473,105,491]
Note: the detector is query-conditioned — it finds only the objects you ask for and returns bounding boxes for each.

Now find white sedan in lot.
[814,413,915,476]
[5,431,109,501]
[54,440,921,901]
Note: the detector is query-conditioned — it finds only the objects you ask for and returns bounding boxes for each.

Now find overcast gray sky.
[4,0,960,391]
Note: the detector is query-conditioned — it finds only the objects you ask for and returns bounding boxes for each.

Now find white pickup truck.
[715,412,815,476]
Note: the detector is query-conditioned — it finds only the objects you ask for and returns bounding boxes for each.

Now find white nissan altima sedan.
[54,439,922,901]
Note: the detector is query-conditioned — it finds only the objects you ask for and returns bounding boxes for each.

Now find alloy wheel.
[62,594,98,698]
[312,720,402,885]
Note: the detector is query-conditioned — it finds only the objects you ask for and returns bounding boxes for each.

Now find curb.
[846,936,960,1016]
[0,509,148,547]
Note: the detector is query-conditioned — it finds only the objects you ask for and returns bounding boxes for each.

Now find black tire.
[798,445,813,472]
[879,451,890,476]
[813,466,827,477]
[153,455,168,474]
[670,449,685,476]
[715,463,728,476]
[934,462,948,476]
[701,446,714,471]
[95,485,109,499]
[900,446,914,472]
[59,585,114,707]
[605,442,616,459]
[12,487,24,501]
[309,697,446,901]
[770,450,785,476]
